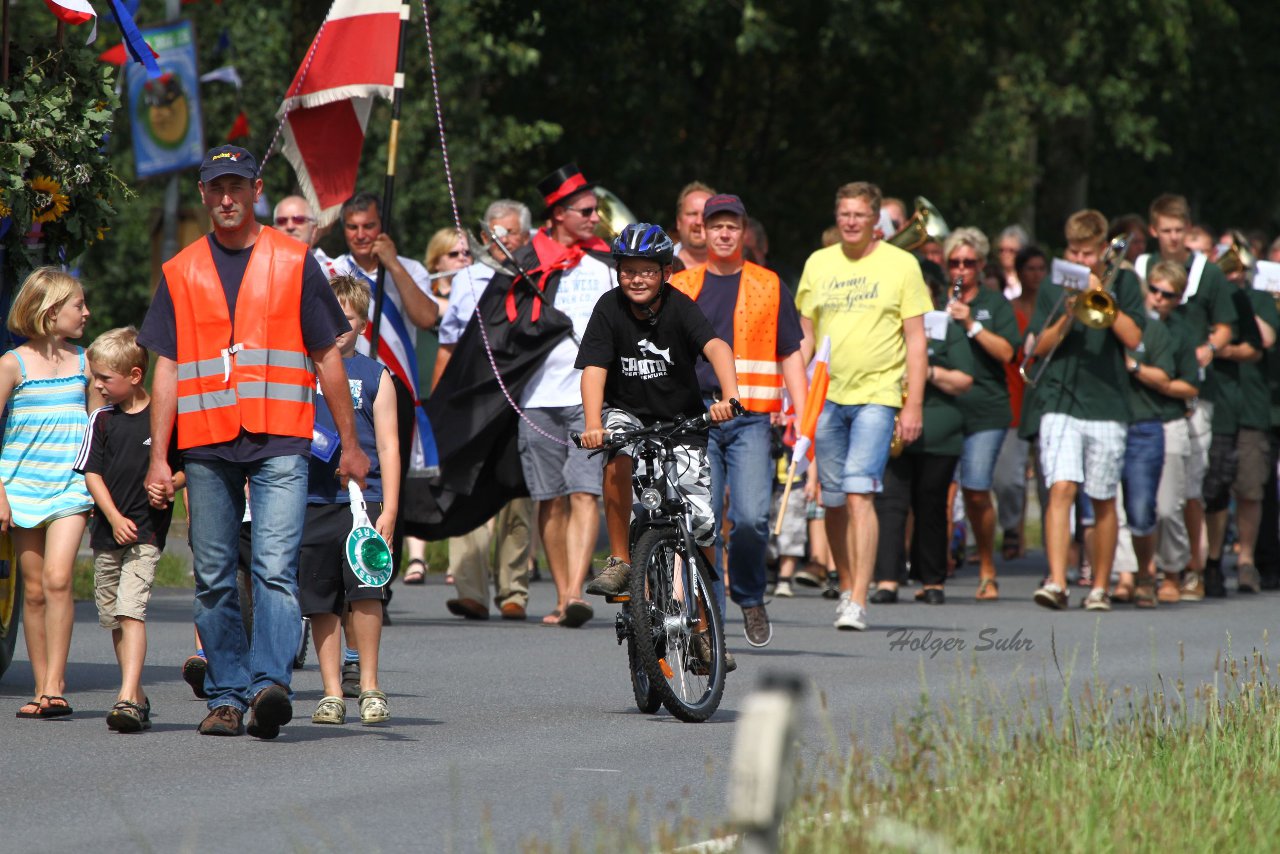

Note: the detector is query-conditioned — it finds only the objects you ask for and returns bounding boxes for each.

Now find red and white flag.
[43,0,96,25]
[276,0,403,227]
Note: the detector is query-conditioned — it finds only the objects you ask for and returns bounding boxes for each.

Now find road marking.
[571,768,621,773]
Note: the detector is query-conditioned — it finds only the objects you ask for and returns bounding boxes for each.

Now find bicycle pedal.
[658,658,674,680]
[606,594,631,603]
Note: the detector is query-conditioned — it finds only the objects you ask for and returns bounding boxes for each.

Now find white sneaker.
[775,580,794,598]
[834,596,867,631]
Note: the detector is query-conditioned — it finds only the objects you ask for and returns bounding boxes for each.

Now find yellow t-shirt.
[795,241,932,407]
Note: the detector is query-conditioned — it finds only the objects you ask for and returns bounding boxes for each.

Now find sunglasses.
[566,204,598,217]
[446,249,471,259]
[947,258,979,269]
[274,215,314,226]
[1149,286,1180,300]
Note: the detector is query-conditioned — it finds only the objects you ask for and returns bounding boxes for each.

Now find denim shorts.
[815,402,897,505]
[1121,420,1165,536]
[960,428,1007,492]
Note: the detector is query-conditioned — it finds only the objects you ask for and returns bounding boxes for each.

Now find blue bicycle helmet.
[612,223,675,266]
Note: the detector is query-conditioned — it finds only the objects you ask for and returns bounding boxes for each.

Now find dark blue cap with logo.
[702,193,747,221]
[199,145,258,182]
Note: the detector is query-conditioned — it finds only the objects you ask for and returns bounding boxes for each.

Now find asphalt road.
[1,553,1274,853]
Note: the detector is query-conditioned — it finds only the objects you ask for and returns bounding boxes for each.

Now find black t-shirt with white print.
[575,284,718,429]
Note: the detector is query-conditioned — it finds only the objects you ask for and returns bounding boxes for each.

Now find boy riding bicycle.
[575,223,740,667]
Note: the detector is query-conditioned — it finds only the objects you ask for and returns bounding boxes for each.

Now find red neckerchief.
[505,229,610,323]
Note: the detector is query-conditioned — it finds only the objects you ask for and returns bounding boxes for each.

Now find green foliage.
[0,35,131,286]
[32,0,1280,322]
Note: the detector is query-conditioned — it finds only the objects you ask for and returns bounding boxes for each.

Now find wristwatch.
[1127,359,1140,375]
[966,321,984,339]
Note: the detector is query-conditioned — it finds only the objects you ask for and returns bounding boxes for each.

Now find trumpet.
[1018,236,1128,386]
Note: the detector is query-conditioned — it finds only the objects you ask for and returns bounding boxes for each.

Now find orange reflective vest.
[164,227,316,449]
[670,261,783,412]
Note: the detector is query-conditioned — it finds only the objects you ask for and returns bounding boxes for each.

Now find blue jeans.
[815,402,897,505]
[705,408,773,611]
[187,454,309,711]
[1121,419,1165,536]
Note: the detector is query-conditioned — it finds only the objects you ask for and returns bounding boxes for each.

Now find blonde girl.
[4,267,102,719]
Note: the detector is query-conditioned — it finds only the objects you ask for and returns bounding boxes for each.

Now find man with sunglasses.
[273,196,320,247]
[505,164,616,626]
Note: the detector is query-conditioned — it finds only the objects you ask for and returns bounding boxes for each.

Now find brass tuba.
[593,186,638,242]
[887,196,950,252]
[1216,230,1257,280]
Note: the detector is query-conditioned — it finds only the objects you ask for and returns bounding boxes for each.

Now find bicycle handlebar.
[570,399,746,449]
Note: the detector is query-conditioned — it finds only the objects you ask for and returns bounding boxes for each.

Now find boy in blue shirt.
[301,275,400,726]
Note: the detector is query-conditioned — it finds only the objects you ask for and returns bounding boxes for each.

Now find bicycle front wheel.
[629,527,726,722]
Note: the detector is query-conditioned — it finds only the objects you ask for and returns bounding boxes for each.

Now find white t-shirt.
[520,254,614,408]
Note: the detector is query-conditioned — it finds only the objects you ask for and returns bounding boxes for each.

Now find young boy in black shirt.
[75,327,184,732]
[575,224,740,601]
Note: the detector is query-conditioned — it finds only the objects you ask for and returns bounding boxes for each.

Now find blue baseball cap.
[200,145,258,183]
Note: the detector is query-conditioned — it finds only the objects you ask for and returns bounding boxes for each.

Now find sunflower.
[30,175,70,224]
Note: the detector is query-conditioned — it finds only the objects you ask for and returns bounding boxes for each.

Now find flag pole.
[368,2,410,356]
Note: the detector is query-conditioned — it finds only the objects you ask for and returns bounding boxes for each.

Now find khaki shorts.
[94,544,161,629]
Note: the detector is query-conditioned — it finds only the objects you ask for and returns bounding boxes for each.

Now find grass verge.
[520,637,1280,853]
[784,641,1280,852]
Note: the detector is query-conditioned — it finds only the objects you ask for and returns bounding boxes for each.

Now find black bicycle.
[574,404,741,722]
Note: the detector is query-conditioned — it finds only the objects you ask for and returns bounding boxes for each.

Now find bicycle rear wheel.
[627,627,662,713]
[629,527,726,722]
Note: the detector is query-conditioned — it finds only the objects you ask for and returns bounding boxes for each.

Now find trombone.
[1018,236,1127,387]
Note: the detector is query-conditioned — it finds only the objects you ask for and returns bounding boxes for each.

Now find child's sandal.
[312,695,346,725]
[358,690,390,725]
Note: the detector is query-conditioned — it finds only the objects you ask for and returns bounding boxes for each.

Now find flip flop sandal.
[975,578,1000,601]
[38,695,73,718]
[358,690,390,725]
[560,600,594,628]
[541,609,564,626]
[16,700,43,719]
[1111,583,1136,604]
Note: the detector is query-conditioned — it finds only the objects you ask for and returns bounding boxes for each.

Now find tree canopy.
[6,0,1278,335]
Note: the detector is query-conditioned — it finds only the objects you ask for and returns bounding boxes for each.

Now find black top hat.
[537,163,597,216]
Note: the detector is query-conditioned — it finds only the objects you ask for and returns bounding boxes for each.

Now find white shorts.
[1038,412,1126,500]
[1185,400,1213,502]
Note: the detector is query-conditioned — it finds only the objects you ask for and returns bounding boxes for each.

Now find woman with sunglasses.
[870,272,976,605]
[423,227,474,319]
[943,227,1020,600]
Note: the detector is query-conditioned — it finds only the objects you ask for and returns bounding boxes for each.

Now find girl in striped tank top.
[2,268,102,720]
